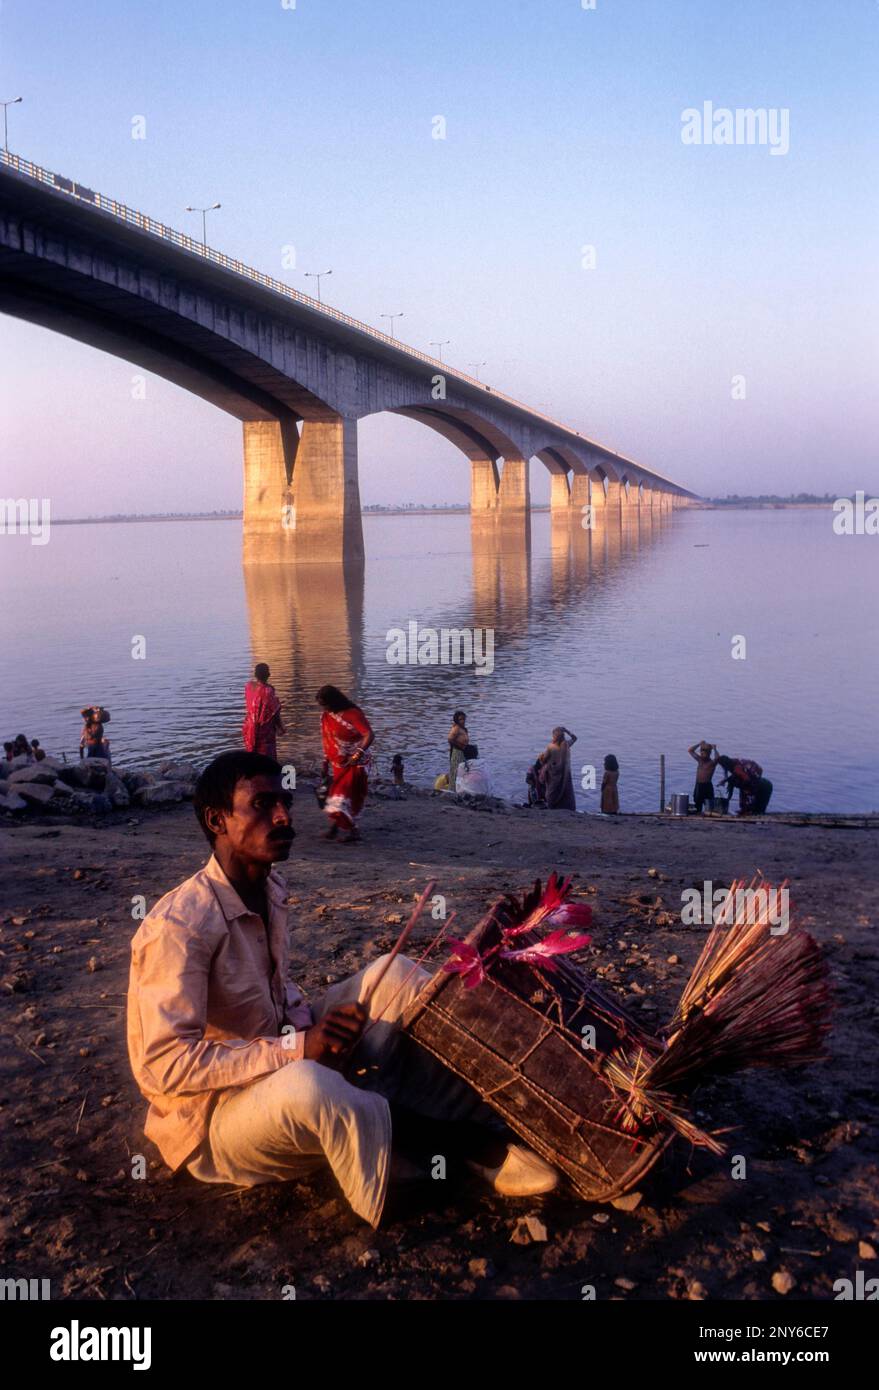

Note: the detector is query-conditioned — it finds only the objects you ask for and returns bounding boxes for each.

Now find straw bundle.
[650,878,830,1090]
[603,878,830,1149]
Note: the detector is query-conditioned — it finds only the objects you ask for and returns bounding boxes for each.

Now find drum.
[402,908,674,1202]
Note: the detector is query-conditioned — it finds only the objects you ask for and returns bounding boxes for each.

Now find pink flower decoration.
[442,938,486,990]
[546,902,593,930]
[503,871,578,938]
[499,928,592,971]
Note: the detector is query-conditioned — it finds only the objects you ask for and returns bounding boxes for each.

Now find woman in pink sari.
[242,663,285,759]
[317,684,374,842]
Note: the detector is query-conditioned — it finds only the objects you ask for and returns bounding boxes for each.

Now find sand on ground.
[1,789,876,1301]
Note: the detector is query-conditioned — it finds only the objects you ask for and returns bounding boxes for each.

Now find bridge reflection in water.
[242,558,366,731]
[241,506,672,778]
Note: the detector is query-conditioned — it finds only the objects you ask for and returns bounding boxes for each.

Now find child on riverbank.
[601,755,620,814]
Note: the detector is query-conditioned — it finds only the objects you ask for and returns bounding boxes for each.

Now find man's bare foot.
[322,825,339,840]
[342,830,360,843]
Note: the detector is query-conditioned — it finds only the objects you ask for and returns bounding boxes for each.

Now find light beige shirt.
[127,854,312,1170]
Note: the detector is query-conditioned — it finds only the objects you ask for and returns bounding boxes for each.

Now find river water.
[2,507,876,812]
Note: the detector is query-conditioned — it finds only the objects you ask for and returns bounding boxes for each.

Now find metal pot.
[671,794,690,816]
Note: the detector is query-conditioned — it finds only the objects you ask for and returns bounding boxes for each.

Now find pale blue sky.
[1,0,877,512]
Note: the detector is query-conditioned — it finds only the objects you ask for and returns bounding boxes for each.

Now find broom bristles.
[649,877,830,1092]
[600,878,831,1150]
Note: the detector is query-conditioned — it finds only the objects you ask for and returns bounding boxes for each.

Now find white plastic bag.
[456,760,492,797]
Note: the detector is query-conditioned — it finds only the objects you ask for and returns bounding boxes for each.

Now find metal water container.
[671,794,690,816]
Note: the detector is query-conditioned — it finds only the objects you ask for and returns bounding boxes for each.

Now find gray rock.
[14,782,56,808]
[132,780,192,807]
[57,761,108,791]
[0,791,28,813]
[120,769,156,794]
[88,794,113,815]
[51,786,98,812]
[9,765,58,787]
[104,773,131,808]
[7,754,34,772]
[157,759,200,783]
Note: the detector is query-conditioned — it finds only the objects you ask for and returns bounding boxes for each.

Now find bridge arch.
[1,153,693,561]
[377,404,531,516]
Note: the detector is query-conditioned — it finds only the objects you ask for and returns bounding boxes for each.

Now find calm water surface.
[3,508,876,812]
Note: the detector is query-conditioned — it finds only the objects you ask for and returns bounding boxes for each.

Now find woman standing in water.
[538,726,578,810]
[447,710,470,791]
[318,685,375,842]
[242,663,285,759]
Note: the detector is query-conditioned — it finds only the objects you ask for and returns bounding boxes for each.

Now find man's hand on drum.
[303,1003,367,1067]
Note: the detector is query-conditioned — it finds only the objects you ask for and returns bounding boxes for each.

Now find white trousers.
[186,954,489,1227]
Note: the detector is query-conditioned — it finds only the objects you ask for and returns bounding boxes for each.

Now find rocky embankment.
[0,754,198,817]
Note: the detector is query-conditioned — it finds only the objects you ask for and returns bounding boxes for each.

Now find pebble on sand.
[510,1214,548,1244]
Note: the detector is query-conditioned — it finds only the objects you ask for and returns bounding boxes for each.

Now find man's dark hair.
[254,662,270,682]
[193,751,282,845]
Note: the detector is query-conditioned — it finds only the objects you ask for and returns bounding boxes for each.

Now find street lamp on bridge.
[430,340,450,363]
[380,312,404,338]
[468,360,487,381]
[184,202,221,246]
[305,269,333,303]
[1,97,22,152]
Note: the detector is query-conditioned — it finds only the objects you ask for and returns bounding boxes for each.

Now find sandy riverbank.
[1,789,876,1301]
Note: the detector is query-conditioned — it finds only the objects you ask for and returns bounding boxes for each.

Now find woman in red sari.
[242,663,285,759]
[317,685,374,842]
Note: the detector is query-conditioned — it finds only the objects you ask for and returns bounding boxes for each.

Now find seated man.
[127,751,557,1227]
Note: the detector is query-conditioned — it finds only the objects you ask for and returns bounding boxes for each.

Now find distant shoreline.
[49,501,832,526]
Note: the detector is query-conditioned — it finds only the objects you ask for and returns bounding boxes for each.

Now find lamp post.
[1,97,22,153]
[468,360,487,381]
[305,269,332,303]
[184,202,221,246]
[430,340,450,363]
[380,312,404,338]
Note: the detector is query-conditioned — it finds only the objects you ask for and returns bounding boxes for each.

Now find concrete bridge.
[0,151,698,564]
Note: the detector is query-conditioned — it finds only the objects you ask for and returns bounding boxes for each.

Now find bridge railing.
[0,147,681,490]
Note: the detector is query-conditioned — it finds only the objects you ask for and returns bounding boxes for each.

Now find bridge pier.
[243,417,364,564]
[605,478,623,521]
[497,457,530,515]
[550,472,572,512]
[471,457,501,512]
[470,454,530,538]
[570,472,590,519]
